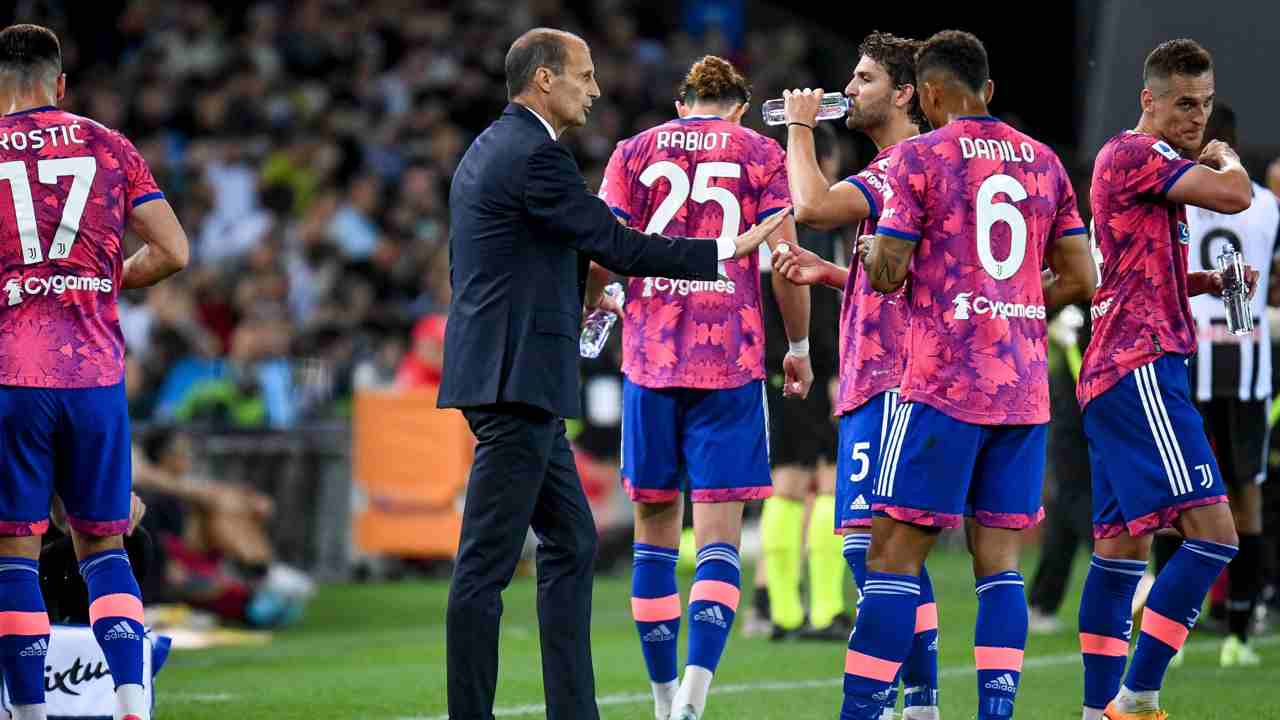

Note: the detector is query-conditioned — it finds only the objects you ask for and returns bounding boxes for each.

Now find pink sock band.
[844,649,902,682]
[689,580,740,611]
[0,611,49,636]
[88,593,144,626]
[631,593,681,622]
[974,645,1025,671]
[1140,608,1189,650]
[1080,632,1129,657]
[914,602,938,633]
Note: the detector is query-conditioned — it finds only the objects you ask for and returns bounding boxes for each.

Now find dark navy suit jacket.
[439,103,718,418]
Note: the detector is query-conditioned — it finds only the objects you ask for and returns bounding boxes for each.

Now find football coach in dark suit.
[440,27,787,720]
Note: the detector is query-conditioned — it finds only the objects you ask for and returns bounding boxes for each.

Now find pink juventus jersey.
[599,116,789,389]
[0,107,162,388]
[878,116,1086,425]
[1077,131,1198,408]
[835,145,910,415]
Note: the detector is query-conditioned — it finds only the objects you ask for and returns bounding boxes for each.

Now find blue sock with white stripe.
[842,533,870,594]
[0,557,50,710]
[686,543,740,673]
[841,571,919,720]
[1123,540,1237,699]
[903,565,939,710]
[974,571,1027,719]
[1078,555,1145,711]
[632,544,680,687]
[842,534,902,710]
[80,549,146,690]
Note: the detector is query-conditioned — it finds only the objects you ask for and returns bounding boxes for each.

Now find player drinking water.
[842,30,1096,720]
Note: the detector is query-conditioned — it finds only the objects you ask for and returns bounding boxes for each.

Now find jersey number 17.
[0,157,97,265]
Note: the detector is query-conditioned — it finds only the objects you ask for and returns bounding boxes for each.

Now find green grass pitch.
[157,549,1277,719]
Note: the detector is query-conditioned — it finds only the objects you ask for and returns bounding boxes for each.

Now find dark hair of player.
[915,30,989,95]
[0,24,61,84]
[858,31,926,129]
[1203,100,1236,148]
[678,55,750,107]
[1143,39,1213,87]
[504,27,580,100]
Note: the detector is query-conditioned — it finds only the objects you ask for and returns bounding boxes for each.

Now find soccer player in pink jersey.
[0,25,188,720]
[844,31,1097,720]
[770,32,941,720]
[1075,40,1255,720]
[598,56,811,720]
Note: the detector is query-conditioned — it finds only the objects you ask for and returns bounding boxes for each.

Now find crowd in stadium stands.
[6,0,836,430]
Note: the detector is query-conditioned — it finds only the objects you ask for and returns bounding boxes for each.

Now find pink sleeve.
[117,133,163,211]
[845,167,886,220]
[1126,135,1196,198]
[756,142,790,219]
[877,141,926,242]
[598,143,632,222]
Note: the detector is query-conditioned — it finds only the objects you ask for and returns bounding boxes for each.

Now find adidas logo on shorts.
[928,637,938,652]
[642,624,675,642]
[983,673,1018,694]
[19,638,47,657]
[103,621,140,642]
[850,494,869,511]
[692,605,728,628]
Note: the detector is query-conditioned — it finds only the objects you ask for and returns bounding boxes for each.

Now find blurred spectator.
[395,314,447,389]
[11,1,866,427]
[353,331,408,390]
[133,426,315,627]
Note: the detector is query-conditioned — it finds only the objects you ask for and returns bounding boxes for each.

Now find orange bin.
[352,387,473,557]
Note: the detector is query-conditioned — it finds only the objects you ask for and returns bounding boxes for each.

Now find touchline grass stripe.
[407,634,1280,720]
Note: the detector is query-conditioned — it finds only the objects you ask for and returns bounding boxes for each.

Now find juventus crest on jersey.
[1187,183,1280,401]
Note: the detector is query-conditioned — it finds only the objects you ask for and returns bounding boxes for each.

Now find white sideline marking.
[169,692,238,702]
[406,634,1280,720]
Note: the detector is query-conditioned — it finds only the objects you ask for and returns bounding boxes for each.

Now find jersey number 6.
[975,174,1028,281]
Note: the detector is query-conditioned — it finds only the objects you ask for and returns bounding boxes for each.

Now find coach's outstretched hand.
[732,207,791,259]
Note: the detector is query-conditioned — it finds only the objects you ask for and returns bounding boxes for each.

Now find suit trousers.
[446,403,600,720]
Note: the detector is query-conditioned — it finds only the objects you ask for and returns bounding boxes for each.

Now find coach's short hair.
[915,30,988,94]
[1143,39,1213,87]
[0,24,61,86]
[859,31,925,128]
[505,28,581,99]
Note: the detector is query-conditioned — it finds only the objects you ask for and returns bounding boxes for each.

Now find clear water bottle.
[761,92,849,126]
[1216,247,1254,336]
[580,282,624,358]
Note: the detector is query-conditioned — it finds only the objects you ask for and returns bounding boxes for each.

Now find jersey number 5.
[0,157,97,265]
[975,174,1028,280]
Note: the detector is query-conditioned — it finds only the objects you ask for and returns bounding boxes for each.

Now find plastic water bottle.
[580,282,624,358]
[1217,248,1254,336]
[761,92,849,126]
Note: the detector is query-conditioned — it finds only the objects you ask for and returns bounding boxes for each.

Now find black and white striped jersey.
[1188,183,1280,402]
